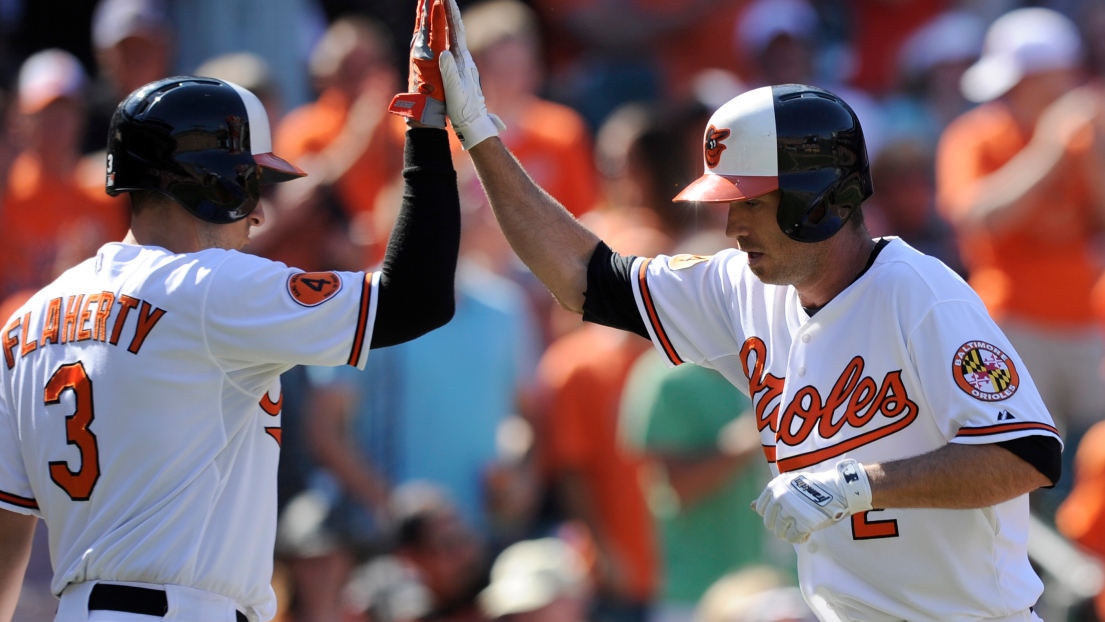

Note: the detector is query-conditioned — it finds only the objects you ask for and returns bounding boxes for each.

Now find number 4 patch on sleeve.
[287,272,343,307]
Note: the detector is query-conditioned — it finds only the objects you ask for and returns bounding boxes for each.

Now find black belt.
[88,583,247,622]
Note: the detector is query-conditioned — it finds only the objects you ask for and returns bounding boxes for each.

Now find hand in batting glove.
[753,459,873,544]
[388,0,449,127]
[438,0,506,149]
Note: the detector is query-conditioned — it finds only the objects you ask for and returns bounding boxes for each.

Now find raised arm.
[369,127,459,347]
[372,0,464,348]
[436,0,600,313]
[467,138,599,312]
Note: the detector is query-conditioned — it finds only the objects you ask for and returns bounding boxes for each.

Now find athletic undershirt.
[371,128,460,348]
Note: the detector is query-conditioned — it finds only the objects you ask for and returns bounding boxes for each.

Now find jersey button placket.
[797,333,810,376]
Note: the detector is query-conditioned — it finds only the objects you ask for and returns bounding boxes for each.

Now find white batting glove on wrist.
[439,0,505,149]
[753,459,873,544]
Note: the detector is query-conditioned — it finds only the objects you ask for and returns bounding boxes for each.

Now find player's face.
[725,190,822,287]
[197,202,267,251]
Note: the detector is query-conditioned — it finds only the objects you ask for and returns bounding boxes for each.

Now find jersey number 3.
[45,362,100,500]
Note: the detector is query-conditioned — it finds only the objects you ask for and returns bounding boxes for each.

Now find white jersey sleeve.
[629,251,751,367]
[200,251,379,376]
[909,298,1062,447]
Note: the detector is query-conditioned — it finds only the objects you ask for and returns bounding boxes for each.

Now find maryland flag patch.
[953,341,1020,402]
[287,272,342,307]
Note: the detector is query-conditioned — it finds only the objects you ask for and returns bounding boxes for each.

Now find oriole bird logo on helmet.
[704,126,730,169]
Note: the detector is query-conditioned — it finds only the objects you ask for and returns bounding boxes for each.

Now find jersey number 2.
[851,511,899,540]
[45,362,100,500]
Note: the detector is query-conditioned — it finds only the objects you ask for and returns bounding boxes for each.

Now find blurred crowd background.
[6,0,1105,620]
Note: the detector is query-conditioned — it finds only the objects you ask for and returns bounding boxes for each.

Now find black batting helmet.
[106,76,306,224]
[674,84,873,243]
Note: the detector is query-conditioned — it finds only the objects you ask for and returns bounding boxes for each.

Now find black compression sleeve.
[581,241,649,339]
[995,436,1062,488]
[370,128,459,348]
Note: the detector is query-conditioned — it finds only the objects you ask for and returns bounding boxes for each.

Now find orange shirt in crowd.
[936,102,1100,326]
[538,323,658,603]
[0,153,128,301]
[505,99,598,217]
[274,88,405,269]
[1056,420,1105,620]
[276,88,404,220]
[455,98,599,218]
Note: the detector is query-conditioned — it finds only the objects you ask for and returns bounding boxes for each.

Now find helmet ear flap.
[770,85,872,242]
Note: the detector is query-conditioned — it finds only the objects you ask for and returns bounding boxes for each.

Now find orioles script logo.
[704,125,730,169]
[740,337,918,471]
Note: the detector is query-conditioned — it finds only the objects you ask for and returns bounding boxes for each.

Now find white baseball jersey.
[0,242,380,621]
[630,237,1060,622]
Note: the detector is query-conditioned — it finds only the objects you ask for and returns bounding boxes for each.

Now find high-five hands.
[436,0,505,149]
[388,0,449,127]
[754,459,873,544]
[389,0,505,149]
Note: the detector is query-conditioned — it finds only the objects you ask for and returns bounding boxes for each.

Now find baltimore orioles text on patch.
[287,272,343,307]
[952,340,1020,402]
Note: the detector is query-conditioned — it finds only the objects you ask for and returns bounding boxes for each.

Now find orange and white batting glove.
[753,458,873,544]
[388,0,449,127]
[438,0,505,149]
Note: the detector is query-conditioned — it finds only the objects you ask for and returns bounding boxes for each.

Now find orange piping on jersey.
[762,444,776,463]
[0,489,38,510]
[110,296,140,345]
[260,392,283,416]
[776,413,918,473]
[955,422,1059,437]
[637,259,681,366]
[347,273,372,366]
[265,427,283,446]
[127,301,166,354]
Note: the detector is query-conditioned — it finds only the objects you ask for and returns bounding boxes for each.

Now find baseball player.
[423,1,1063,620]
[0,4,460,619]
